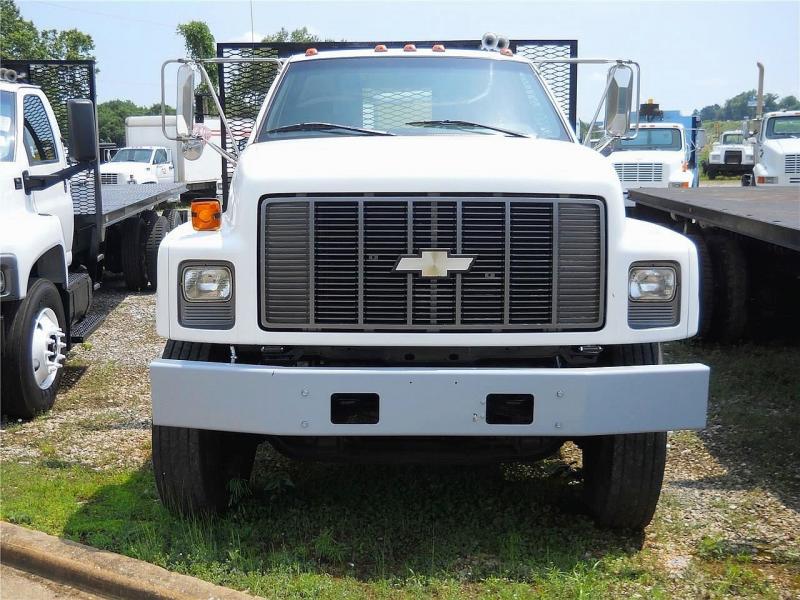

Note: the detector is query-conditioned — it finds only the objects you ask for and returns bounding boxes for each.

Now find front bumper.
[150,359,709,436]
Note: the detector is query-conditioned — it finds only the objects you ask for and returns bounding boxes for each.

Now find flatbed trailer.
[630,186,800,342]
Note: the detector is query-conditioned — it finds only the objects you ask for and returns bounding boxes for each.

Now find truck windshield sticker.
[258,57,570,142]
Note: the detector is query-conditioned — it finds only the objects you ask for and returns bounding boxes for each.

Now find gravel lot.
[1,276,798,596]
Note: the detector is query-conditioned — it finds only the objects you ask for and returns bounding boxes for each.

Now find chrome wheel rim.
[30,307,66,389]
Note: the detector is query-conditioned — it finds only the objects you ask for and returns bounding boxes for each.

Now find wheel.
[145,215,169,290]
[120,216,148,291]
[707,168,717,180]
[152,340,260,516]
[741,174,753,186]
[580,343,667,530]
[1,279,67,418]
[685,232,714,339]
[705,233,748,342]
[162,209,183,230]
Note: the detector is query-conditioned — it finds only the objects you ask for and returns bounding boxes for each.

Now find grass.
[2,341,798,598]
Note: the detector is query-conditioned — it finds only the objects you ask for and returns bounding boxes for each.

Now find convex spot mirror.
[604,64,634,138]
[176,63,197,139]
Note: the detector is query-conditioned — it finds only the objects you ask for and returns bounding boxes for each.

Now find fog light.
[182,266,232,302]
[629,266,676,301]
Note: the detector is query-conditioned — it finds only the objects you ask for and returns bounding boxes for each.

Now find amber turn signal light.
[191,199,222,231]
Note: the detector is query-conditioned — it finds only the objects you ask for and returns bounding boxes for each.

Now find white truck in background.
[123,115,222,197]
[100,145,175,185]
[606,101,706,204]
[743,63,800,187]
[149,38,709,531]
[703,130,755,179]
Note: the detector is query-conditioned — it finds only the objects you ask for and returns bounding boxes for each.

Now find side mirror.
[176,64,196,139]
[67,99,98,162]
[696,129,708,148]
[603,65,634,138]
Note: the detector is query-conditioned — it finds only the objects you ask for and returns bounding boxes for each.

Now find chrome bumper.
[150,359,709,436]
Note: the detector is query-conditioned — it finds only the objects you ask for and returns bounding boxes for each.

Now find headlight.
[629,266,676,302]
[710,153,720,160]
[182,266,232,302]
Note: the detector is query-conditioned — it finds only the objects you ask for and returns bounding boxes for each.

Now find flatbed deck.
[100,182,186,226]
[630,186,800,251]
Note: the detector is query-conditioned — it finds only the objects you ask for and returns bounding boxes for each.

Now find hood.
[606,149,684,165]
[100,161,151,174]
[763,137,800,154]
[231,136,620,200]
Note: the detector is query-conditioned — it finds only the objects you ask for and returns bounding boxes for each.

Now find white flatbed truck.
[0,60,185,418]
[149,38,710,530]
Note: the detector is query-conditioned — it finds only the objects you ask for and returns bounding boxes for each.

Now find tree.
[262,26,329,43]
[779,95,800,111]
[97,100,174,146]
[0,0,94,60]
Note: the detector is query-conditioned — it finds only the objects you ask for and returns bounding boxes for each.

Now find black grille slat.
[261,196,604,331]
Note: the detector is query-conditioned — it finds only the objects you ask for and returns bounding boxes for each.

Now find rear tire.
[162,209,183,231]
[152,340,260,516]
[705,232,748,342]
[1,279,67,418]
[145,215,169,290]
[120,216,148,291]
[580,343,667,530]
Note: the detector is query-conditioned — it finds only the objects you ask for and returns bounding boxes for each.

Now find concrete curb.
[0,522,258,600]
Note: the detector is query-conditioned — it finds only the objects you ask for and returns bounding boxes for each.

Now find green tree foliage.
[97,100,174,146]
[697,90,800,121]
[262,26,330,43]
[0,0,95,60]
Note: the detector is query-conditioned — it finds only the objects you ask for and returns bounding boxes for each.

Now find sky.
[16,0,800,122]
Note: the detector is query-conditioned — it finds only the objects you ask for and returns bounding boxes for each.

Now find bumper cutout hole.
[486,394,534,424]
[331,393,379,424]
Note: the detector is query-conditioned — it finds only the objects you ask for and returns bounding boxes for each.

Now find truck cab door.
[21,92,73,262]
[154,148,173,183]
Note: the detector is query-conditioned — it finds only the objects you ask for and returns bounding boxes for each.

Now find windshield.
[765,116,800,139]
[722,133,744,144]
[258,56,570,141]
[612,128,683,151]
[111,148,153,163]
[0,90,16,162]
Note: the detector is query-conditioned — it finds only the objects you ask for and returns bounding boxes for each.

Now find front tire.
[580,343,667,530]
[152,341,260,516]
[1,279,67,418]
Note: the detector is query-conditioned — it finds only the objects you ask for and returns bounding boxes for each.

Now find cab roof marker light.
[403,44,417,52]
[305,48,318,56]
[432,44,445,52]
[500,48,513,56]
[374,44,388,53]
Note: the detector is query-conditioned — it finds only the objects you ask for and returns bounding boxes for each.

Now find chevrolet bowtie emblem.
[394,249,476,278]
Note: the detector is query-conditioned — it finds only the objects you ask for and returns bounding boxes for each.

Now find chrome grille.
[613,162,664,183]
[785,154,800,174]
[260,196,605,332]
[100,173,119,185]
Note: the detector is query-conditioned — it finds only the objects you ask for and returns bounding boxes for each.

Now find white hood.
[763,137,800,154]
[231,135,620,200]
[607,149,683,166]
[100,161,152,177]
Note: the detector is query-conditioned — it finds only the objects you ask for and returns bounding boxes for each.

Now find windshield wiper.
[266,122,394,136]
[405,120,529,138]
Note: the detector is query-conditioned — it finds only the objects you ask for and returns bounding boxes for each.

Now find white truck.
[100,145,175,185]
[743,63,800,187]
[703,130,755,179]
[150,39,709,530]
[606,102,706,203]
[123,116,223,197]
[1,60,183,419]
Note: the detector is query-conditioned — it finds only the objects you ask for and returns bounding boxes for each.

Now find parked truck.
[702,130,755,179]
[743,63,800,187]
[149,38,709,530]
[0,60,184,419]
[606,100,706,204]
